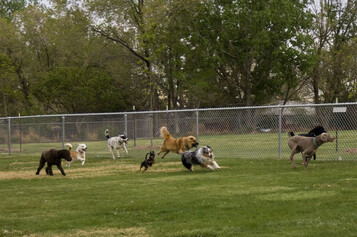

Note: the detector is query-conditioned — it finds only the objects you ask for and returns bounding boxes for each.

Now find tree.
[0,0,25,21]
[0,54,23,116]
[32,67,126,113]
[310,0,357,103]
[87,0,162,110]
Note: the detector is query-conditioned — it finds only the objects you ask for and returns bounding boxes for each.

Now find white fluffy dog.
[105,129,128,159]
[181,146,220,171]
[65,143,87,167]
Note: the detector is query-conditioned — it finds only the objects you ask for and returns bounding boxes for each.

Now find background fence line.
[1,102,356,161]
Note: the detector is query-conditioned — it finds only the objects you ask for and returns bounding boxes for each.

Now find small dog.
[158,126,199,159]
[105,129,128,159]
[181,146,221,171]
[36,148,72,176]
[289,126,327,160]
[288,132,335,168]
[64,143,87,167]
[140,150,156,171]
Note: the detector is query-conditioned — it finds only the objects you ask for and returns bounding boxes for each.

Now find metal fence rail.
[1,103,356,161]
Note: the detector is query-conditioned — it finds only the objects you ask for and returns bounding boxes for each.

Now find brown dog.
[36,149,72,176]
[158,126,199,159]
[288,132,335,168]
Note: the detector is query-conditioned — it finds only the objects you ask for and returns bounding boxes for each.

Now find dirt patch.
[0,171,40,180]
[0,161,185,180]
[22,227,149,237]
[343,148,357,153]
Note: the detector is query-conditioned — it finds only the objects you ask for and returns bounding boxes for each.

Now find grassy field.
[1,146,357,237]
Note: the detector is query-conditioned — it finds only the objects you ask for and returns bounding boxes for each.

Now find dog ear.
[321,133,328,142]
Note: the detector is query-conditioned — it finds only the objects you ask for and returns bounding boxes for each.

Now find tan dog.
[65,143,87,167]
[288,132,335,168]
[158,126,199,159]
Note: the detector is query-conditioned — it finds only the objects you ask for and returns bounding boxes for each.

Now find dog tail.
[105,129,110,139]
[160,126,171,139]
[65,143,72,151]
[288,132,295,137]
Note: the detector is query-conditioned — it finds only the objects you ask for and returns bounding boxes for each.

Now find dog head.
[57,149,72,161]
[201,146,214,159]
[149,150,155,158]
[76,144,87,153]
[183,136,199,149]
[320,133,335,142]
[309,126,326,136]
[119,134,129,144]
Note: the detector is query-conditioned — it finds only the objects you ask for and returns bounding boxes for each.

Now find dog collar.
[313,137,318,149]
[77,150,84,154]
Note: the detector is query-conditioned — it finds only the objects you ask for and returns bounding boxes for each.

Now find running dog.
[158,126,199,159]
[289,126,326,160]
[36,148,72,176]
[181,146,220,171]
[64,143,87,167]
[105,129,128,159]
[140,150,156,171]
[288,132,335,168]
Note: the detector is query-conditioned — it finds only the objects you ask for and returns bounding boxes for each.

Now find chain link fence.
[1,103,357,161]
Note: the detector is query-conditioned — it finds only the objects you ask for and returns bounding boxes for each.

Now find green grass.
[1,152,357,236]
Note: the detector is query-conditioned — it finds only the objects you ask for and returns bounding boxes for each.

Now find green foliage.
[0,0,25,21]
[0,0,356,114]
[0,54,24,116]
[32,67,127,113]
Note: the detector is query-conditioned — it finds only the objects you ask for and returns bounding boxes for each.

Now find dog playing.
[105,129,128,159]
[36,148,72,176]
[64,143,87,167]
[140,150,156,171]
[289,126,326,160]
[288,132,335,168]
[158,126,199,159]
[181,146,220,171]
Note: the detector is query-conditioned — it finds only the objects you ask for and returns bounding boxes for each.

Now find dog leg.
[36,158,46,175]
[65,161,71,167]
[212,161,221,169]
[289,153,297,168]
[47,165,54,176]
[123,144,128,157]
[115,148,121,158]
[160,151,170,159]
[57,164,66,176]
[108,146,116,159]
[305,156,313,167]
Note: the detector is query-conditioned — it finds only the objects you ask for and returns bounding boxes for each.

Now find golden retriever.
[158,126,199,159]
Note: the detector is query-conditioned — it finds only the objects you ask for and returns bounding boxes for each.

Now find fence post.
[124,113,128,135]
[7,118,11,155]
[150,113,153,147]
[278,106,282,159]
[195,109,199,141]
[62,116,65,148]
[133,113,136,147]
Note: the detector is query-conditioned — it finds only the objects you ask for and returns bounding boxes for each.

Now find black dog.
[140,151,155,171]
[289,126,327,160]
[36,149,72,176]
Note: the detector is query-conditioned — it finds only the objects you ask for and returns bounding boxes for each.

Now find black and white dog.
[105,129,128,159]
[181,146,220,171]
[289,126,326,160]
